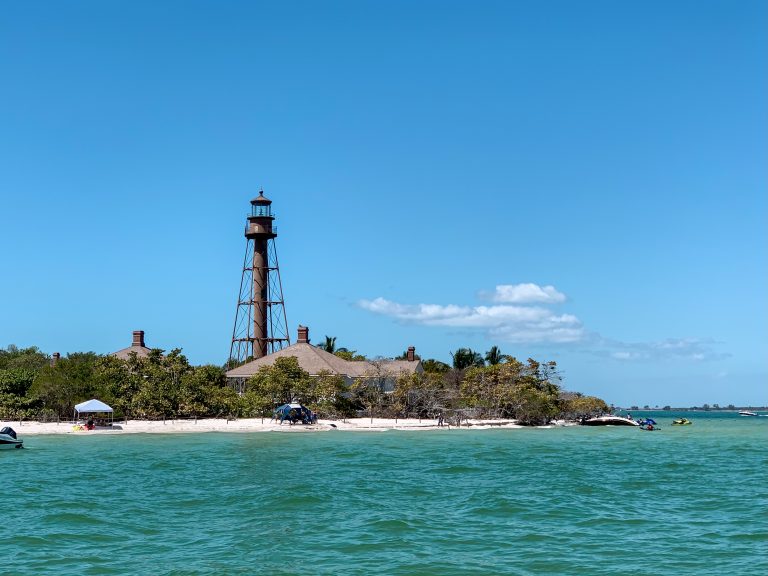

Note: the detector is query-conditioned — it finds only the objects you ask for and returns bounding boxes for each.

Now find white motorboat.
[0,427,23,449]
[580,415,639,427]
[739,411,758,417]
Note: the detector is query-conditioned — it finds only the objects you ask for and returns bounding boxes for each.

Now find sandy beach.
[2,417,534,435]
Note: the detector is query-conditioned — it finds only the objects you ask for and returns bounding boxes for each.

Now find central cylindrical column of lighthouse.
[246,191,277,359]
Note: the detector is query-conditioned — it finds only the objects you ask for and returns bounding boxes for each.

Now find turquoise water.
[3,412,767,575]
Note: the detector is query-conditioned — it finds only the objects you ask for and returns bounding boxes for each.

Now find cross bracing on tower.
[228,191,290,368]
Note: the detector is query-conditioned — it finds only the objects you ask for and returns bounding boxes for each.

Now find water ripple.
[2,416,766,574]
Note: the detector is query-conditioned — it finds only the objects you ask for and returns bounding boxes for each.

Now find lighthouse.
[229,191,290,366]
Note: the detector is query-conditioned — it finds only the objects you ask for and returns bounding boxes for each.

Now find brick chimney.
[51,352,60,366]
[132,330,145,347]
[407,346,416,362]
[297,325,309,344]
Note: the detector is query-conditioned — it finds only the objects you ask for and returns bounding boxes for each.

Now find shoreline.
[2,417,554,435]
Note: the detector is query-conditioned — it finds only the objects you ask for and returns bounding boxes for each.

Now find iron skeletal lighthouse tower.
[229,191,290,366]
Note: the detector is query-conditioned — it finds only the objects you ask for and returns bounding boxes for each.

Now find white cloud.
[485,283,566,304]
[357,284,726,362]
[357,294,584,344]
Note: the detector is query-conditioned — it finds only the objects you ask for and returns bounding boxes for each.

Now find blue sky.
[1,0,765,406]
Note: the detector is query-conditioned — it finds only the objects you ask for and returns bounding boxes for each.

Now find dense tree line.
[390,355,607,425]
[0,343,608,424]
[0,345,240,421]
[244,344,608,425]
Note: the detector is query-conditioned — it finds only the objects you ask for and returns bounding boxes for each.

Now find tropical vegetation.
[0,343,608,425]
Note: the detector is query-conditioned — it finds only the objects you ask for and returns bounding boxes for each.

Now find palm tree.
[319,336,336,353]
[485,346,504,366]
[451,348,485,370]
[421,359,450,373]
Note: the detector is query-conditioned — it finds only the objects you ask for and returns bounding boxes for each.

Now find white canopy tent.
[74,398,114,426]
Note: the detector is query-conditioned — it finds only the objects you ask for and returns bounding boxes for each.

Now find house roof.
[111,330,154,360]
[111,344,152,360]
[251,190,272,204]
[225,342,422,379]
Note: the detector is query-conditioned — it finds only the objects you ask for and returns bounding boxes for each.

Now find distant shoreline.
[621,407,768,412]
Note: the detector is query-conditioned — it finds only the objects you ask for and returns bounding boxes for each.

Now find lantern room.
[250,190,272,217]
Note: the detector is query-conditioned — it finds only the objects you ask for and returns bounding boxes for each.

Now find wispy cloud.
[596,337,729,362]
[357,283,726,361]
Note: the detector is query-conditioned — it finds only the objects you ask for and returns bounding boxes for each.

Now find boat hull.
[0,439,23,449]
[580,416,639,427]
[0,429,23,449]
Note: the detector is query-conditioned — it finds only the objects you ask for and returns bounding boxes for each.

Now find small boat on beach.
[580,415,639,427]
[672,418,692,426]
[0,427,23,449]
[739,411,758,417]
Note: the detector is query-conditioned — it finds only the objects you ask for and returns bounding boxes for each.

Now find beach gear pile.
[274,403,317,425]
